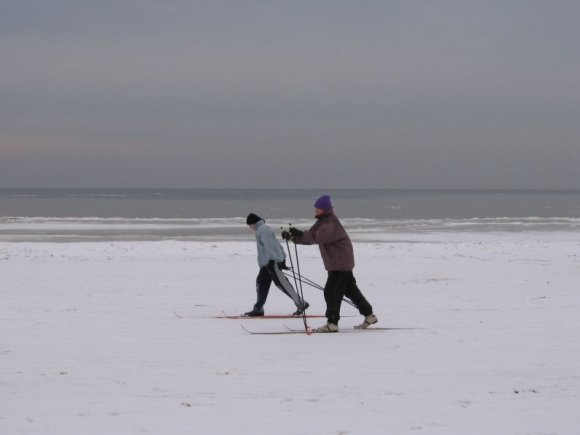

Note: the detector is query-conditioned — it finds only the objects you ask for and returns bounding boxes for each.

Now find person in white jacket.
[244,213,309,317]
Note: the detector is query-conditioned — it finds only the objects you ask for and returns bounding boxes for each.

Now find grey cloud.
[1,1,580,188]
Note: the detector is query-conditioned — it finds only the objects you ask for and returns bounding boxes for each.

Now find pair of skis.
[174,310,417,335]
[240,324,414,335]
[222,311,385,335]
[217,311,327,320]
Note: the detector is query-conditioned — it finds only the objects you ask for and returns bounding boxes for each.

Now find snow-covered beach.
[1,219,579,434]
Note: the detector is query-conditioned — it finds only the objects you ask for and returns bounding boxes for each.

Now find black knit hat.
[246,213,263,225]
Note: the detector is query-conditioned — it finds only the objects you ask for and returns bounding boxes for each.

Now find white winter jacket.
[254,220,286,268]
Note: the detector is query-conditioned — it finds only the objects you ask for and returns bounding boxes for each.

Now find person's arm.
[293,220,340,245]
[259,228,283,260]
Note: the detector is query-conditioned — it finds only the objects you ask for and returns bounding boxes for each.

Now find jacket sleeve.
[295,219,340,245]
[258,228,284,260]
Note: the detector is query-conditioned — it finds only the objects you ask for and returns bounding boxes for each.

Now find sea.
[1,188,579,242]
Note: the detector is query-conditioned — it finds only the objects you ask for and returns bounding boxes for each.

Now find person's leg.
[343,273,373,316]
[343,273,378,329]
[324,271,350,325]
[246,267,272,315]
[269,263,306,308]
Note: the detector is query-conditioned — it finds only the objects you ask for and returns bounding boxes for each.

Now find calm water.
[1,188,580,219]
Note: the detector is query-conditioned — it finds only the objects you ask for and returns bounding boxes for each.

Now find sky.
[1,0,579,189]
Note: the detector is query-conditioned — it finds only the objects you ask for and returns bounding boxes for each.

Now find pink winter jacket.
[294,210,355,272]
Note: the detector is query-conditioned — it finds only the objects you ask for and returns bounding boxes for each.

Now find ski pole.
[283,271,324,290]
[282,270,357,308]
[282,224,309,333]
[284,240,300,297]
[282,226,302,309]
[290,224,309,332]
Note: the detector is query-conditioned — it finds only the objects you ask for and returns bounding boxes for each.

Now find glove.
[281,231,291,241]
[289,227,304,237]
[277,261,290,270]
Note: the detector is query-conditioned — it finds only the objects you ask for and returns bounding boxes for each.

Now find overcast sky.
[1,1,579,189]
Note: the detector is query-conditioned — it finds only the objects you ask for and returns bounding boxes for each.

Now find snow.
[1,227,579,434]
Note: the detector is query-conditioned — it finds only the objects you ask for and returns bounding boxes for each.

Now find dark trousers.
[254,263,302,311]
[324,271,372,325]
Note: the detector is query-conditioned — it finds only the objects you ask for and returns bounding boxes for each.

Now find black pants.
[253,263,302,311]
[324,271,372,325]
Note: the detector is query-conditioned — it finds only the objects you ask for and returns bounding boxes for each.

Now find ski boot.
[292,302,310,316]
[315,323,339,333]
[243,309,264,317]
[354,313,378,329]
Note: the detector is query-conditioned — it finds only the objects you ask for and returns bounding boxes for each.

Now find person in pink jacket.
[282,195,378,332]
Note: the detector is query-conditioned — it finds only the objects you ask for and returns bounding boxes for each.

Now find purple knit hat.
[313,194,333,211]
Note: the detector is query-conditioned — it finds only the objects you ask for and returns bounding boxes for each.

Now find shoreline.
[1,216,579,243]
